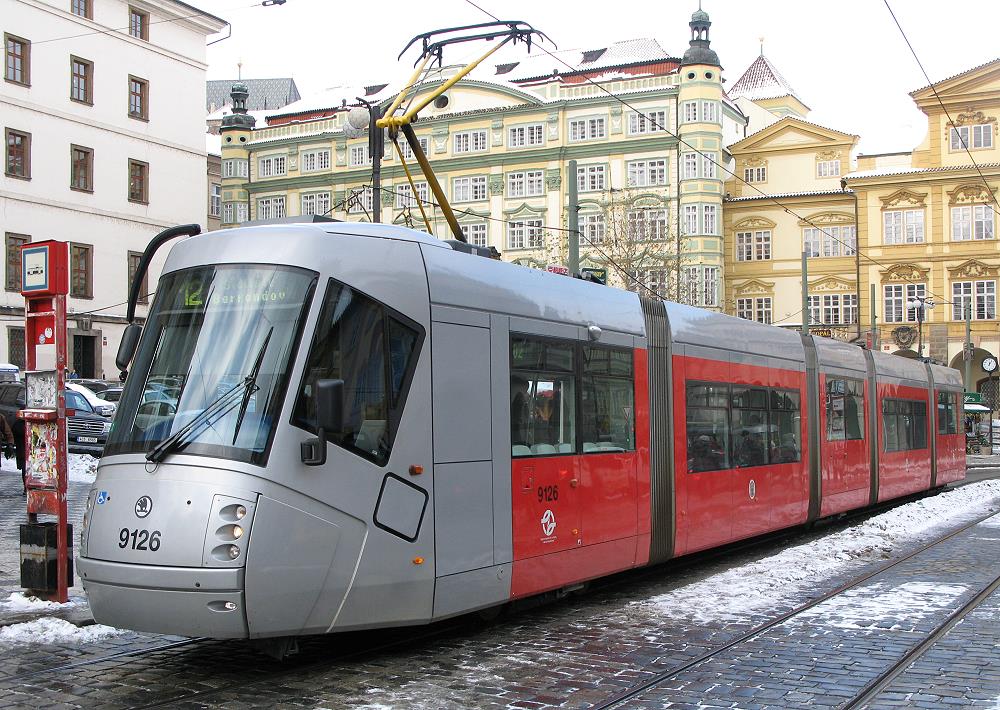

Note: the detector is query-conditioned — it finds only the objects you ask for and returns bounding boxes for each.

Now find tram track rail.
[589,505,1000,710]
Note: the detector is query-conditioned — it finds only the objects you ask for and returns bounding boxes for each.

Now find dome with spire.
[681,6,720,67]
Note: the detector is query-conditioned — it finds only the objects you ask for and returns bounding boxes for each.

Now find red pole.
[54,294,68,603]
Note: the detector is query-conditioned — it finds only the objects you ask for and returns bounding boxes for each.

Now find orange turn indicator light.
[413,557,424,565]
[409,465,424,475]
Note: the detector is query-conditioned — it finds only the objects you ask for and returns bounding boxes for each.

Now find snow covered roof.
[729,54,805,105]
[725,189,852,202]
[909,57,1000,96]
[205,103,271,125]
[845,162,1000,180]
[206,78,301,113]
[496,38,676,82]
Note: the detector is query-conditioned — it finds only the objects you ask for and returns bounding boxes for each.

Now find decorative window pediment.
[880,263,930,282]
[947,259,998,279]
[740,155,768,168]
[797,211,854,227]
[947,183,998,205]
[947,109,998,130]
[733,216,777,230]
[503,202,547,218]
[816,149,843,161]
[810,276,855,292]
[734,278,774,296]
[879,188,927,210]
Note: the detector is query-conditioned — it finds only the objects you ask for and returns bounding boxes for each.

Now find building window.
[128,7,149,40]
[223,202,247,223]
[127,250,148,304]
[683,205,698,235]
[8,326,25,370]
[128,159,148,203]
[817,160,840,177]
[395,182,429,209]
[744,166,766,183]
[682,153,697,179]
[397,136,429,160]
[682,101,698,123]
[256,195,286,219]
[5,233,29,291]
[568,117,606,142]
[629,110,666,135]
[71,0,91,18]
[222,158,248,178]
[507,170,544,198]
[683,265,718,307]
[300,192,331,216]
[349,144,370,167]
[953,280,996,320]
[952,205,994,241]
[736,230,771,261]
[822,295,843,325]
[807,295,821,325]
[506,219,543,250]
[951,124,993,150]
[636,268,670,296]
[702,152,717,179]
[508,124,544,148]
[803,225,857,257]
[464,222,487,247]
[5,128,30,179]
[581,213,605,245]
[128,75,148,120]
[5,34,30,86]
[577,165,606,192]
[453,129,488,154]
[347,186,373,214]
[701,101,719,123]
[70,56,93,104]
[627,159,667,187]
[627,209,668,241]
[884,283,926,323]
[70,243,93,298]
[703,205,718,236]
[883,209,924,245]
[453,176,487,202]
[300,149,330,172]
[843,294,858,324]
[209,183,221,217]
[70,145,93,191]
[737,297,771,323]
[258,154,286,177]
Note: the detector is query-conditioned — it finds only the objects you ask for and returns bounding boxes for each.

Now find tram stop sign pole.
[18,241,72,603]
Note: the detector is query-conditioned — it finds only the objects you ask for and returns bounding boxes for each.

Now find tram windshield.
[105,264,317,464]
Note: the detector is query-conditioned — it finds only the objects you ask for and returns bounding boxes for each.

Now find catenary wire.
[459,0,958,308]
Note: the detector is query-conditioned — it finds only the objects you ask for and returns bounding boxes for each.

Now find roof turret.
[681,6,720,67]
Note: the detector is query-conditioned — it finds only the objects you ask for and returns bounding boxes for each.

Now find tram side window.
[937,391,959,435]
[770,388,801,463]
[581,345,635,453]
[686,382,731,472]
[826,378,865,441]
[511,336,576,456]
[882,398,928,452]
[732,387,769,467]
[293,279,422,466]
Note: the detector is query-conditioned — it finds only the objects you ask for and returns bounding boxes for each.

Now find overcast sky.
[204,0,1000,157]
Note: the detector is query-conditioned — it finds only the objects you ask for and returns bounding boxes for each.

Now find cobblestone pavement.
[1,468,1000,708]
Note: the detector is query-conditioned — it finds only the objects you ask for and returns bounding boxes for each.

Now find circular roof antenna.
[347,106,371,130]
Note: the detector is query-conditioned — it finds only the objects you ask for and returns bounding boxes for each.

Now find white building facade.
[2,0,224,377]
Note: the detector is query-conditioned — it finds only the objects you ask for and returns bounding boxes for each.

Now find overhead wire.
[459,0,959,309]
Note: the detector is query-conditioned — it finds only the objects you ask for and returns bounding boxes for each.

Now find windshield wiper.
[232,327,273,445]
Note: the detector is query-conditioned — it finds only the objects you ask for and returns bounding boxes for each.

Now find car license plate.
[78,436,98,443]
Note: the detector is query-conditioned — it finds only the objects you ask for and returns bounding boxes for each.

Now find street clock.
[983,357,998,373]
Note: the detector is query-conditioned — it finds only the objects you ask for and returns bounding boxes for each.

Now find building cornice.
[0,190,184,230]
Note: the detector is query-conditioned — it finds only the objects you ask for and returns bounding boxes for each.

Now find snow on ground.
[0,452,98,483]
[0,617,124,647]
[639,480,1000,623]
[792,582,968,633]
[0,592,85,614]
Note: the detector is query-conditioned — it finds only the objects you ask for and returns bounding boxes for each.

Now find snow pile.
[640,480,1000,623]
[792,581,968,633]
[0,618,123,647]
[0,592,84,614]
[68,453,98,483]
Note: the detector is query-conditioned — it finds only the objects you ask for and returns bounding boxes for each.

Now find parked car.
[96,387,123,403]
[68,382,116,417]
[0,383,110,457]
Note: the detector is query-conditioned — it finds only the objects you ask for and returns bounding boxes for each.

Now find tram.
[77,219,965,642]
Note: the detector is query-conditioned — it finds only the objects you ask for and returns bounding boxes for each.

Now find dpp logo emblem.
[540,509,557,537]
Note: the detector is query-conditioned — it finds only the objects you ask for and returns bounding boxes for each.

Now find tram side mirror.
[301,379,344,467]
[116,324,143,372]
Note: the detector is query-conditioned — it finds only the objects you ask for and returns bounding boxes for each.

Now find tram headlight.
[235,505,246,520]
[232,525,243,539]
[228,544,241,560]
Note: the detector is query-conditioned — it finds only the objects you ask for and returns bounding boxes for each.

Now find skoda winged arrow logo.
[135,496,153,519]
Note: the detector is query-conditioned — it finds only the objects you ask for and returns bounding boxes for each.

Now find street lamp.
[907,295,935,358]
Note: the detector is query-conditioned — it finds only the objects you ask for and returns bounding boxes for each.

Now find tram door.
[820,374,869,514]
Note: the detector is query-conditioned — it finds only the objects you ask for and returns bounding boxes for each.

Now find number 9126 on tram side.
[78,221,964,643]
